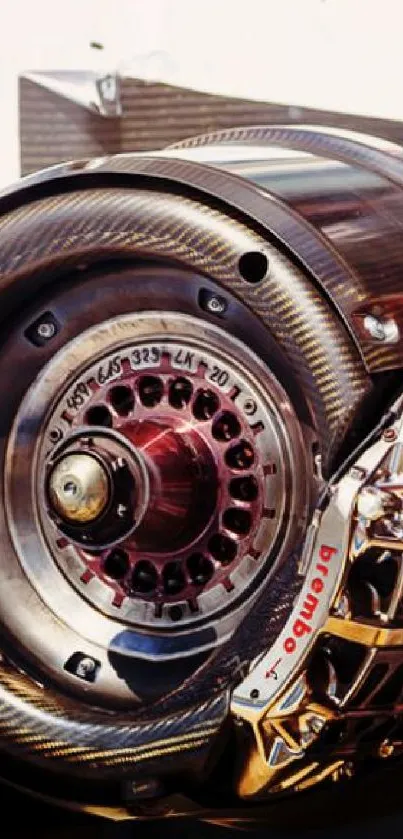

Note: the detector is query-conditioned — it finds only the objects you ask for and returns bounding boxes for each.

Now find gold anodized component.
[323,616,403,647]
[236,679,336,799]
[48,453,110,523]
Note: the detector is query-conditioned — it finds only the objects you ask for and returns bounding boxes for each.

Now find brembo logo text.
[283,544,338,655]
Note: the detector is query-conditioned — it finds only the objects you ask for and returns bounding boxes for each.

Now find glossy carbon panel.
[0,659,226,777]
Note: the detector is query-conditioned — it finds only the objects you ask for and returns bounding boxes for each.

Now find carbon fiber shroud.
[0,126,401,803]
[172,124,403,372]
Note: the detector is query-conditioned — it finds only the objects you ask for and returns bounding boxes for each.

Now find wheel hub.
[6,311,302,658]
[48,452,110,524]
[44,346,267,613]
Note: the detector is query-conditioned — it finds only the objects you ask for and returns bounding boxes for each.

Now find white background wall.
[0,0,402,187]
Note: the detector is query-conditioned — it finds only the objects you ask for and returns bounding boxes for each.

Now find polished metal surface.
[48,452,110,523]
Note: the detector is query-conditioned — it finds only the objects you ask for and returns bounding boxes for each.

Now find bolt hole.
[63,481,78,496]
[168,377,193,409]
[138,376,163,408]
[132,560,158,594]
[229,475,258,502]
[169,605,183,622]
[225,440,255,470]
[223,508,252,535]
[212,411,241,442]
[238,251,268,284]
[250,688,260,699]
[103,549,130,580]
[192,389,220,421]
[109,384,134,416]
[163,561,186,595]
[208,533,237,565]
[85,405,112,427]
[187,553,214,586]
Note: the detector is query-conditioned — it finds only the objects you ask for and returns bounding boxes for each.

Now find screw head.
[37,321,56,340]
[206,296,227,315]
[243,398,257,415]
[363,314,400,343]
[25,312,59,346]
[75,656,97,679]
[199,289,228,316]
[349,466,367,481]
[383,427,397,442]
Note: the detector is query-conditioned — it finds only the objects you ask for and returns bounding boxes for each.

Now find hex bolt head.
[37,321,57,340]
[206,296,227,315]
[198,289,228,317]
[75,656,97,679]
[64,651,100,682]
[25,312,60,347]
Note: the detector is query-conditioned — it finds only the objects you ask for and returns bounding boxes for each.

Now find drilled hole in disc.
[225,440,255,470]
[212,410,241,441]
[229,475,259,502]
[192,389,220,421]
[163,561,186,595]
[138,375,163,408]
[103,549,130,580]
[223,507,252,535]
[132,560,158,594]
[109,384,135,416]
[208,533,237,565]
[187,553,214,585]
[168,377,193,409]
[85,404,112,427]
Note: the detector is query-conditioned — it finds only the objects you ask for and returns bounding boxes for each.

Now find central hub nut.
[48,453,110,523]
[45,431,151,550]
